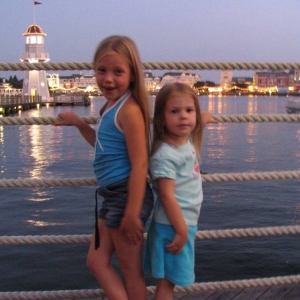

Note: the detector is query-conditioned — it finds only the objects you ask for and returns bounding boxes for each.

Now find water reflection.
[296,128,300,160]
[206,124,227,160]
[0,125,6,175]
[28,190,53,202]
[247,97,257,114]
[26,219,65,227]
[89,96,106,116]
[19,125,51,178]
[245,122,258,164]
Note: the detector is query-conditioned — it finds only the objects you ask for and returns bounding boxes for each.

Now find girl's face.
[163,93,196,145]
[95,52,134,102]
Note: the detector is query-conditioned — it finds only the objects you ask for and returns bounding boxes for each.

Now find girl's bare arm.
[118,99,148,244]
[157,178,188,254]
[201,111,218,127]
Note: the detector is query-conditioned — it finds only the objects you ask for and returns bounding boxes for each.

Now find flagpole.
[33,0,36,24]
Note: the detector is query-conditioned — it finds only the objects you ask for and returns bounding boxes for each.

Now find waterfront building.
[231,77,253,86]
[144,72,161,92]
[289,70,300,92]
[0,79,22,96]
[47,73,100,94]
[46,71,202,94]
[20,24,50,102]
[253,71,290,89]
[220,70,233,89]
[47,74,60,90]
[160,72,202,87]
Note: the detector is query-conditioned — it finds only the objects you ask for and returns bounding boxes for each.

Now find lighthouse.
[20,24,50,102]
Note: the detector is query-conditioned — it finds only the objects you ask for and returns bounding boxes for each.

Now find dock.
[0,94,91,116]
[0,95,41,116]
[152,285,300,300]
[51,93,91,106]
[83,284,300,300]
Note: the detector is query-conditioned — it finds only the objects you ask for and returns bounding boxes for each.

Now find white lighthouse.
[20,24,50,102]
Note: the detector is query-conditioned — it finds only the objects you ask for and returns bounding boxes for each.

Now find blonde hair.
[93,35,150,152]
[152,83,203,158]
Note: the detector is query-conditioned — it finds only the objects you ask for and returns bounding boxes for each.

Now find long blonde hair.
[152,83,203,158]
[93,35,150,152]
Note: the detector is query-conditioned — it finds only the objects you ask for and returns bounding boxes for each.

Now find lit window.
[30,36,37,44]
[37,36,43,44]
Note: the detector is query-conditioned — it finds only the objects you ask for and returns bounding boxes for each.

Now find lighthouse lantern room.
[21,24,50,102]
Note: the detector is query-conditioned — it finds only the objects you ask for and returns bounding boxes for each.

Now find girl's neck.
[165,135,189,147]
[103,90,131,113]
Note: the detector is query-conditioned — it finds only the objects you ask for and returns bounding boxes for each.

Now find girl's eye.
[96,68,105,74]
[115,69,124,75]
[187,108,194,113]
[171,110,178,114]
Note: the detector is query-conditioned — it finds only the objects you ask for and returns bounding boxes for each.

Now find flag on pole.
[34,1,42,5]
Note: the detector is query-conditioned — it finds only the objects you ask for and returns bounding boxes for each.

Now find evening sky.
[1,0,299,82]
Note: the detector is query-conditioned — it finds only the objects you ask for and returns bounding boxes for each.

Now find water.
[0,95,299,292]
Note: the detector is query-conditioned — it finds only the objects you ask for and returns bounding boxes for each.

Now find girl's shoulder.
[121,95,141,114]
[118,95,145,130]
[151,143,179,159]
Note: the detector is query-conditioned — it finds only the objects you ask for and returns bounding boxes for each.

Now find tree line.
[0,75,23,89]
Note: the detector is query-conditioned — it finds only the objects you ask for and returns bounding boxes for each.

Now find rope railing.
[1,105,299,298]
[0,274,300,300]
[1,61,300,71]
[0,170,299,189]
[0,114,300,126]
[1,225,300,245]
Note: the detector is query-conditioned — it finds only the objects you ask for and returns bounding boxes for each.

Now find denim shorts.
[96,177,154,229]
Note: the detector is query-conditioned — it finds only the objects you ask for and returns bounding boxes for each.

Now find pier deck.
[84,284,300,300]
[146,284,300,299]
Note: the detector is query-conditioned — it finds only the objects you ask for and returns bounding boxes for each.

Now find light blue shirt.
[93,91,131,188]
[150,141,203,226]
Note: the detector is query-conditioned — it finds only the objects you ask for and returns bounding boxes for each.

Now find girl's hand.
[120,215,144,245]
[165,231,188,255]
[201,111,218,127]
[54,112,82,127]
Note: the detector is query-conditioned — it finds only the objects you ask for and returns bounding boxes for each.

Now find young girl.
[144,82,217,300]
[55,35,153,300]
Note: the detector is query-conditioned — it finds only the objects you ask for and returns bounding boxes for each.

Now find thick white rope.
[1,225,300,245]
[0,170,299,189]
[0,114,300,126]
[0,274,299,299]
[1,61,300,71]
[0,177,98,188]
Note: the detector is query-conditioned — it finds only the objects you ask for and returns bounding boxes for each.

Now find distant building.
[47,73,99,93]
[160,72,202,87]
[0,79,22,95]
[253,71,290,89]
[47,73,60,90]
[293,70,300,89]
[144,72,160,92]
[46,71,203,94]
[231,77,253,86]
[220,70,233,87]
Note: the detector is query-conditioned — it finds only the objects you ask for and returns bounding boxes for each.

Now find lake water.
[0,95,299,292]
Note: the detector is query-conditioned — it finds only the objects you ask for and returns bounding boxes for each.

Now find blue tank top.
[93,90,131,188]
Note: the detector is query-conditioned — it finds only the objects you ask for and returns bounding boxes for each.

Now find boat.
[285,99,300,114]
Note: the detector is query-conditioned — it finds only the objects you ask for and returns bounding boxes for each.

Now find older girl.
[55,36,153,300]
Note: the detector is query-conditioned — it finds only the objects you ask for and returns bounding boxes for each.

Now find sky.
[1,0,300,83]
